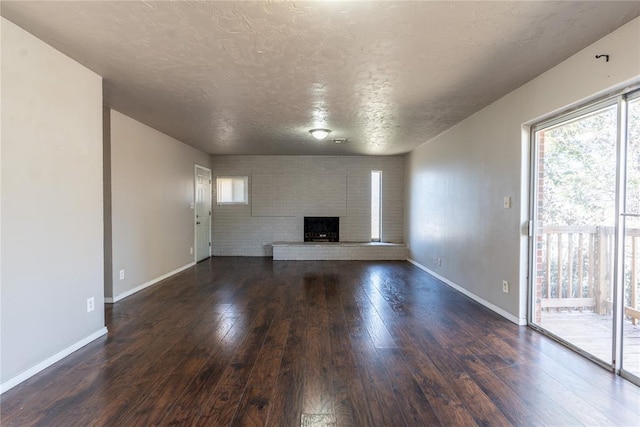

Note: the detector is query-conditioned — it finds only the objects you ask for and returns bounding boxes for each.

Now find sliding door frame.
[528,83,640,385]
[619,89,640,385]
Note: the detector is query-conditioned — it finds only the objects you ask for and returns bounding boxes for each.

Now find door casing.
[194,165,212,262]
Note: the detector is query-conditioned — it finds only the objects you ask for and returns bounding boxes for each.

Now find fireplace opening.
[304,217,339,242]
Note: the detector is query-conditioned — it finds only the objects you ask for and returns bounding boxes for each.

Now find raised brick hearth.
[271,242,407,261]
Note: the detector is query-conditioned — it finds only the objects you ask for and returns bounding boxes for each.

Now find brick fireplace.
[304,217,339,242]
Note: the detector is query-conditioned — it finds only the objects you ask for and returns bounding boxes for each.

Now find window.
[216,176,248,205]
[371,170,381,241]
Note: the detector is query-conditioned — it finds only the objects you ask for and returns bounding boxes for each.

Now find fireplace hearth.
[304,217,339,242]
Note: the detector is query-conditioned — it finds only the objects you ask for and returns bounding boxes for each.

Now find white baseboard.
[0,327,108,395]
[106,262,196,304]
[407,258,526,326]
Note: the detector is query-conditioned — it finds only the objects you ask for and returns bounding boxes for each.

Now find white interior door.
[195,166,212,262]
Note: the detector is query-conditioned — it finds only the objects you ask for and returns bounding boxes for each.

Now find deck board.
[539,311,640,375]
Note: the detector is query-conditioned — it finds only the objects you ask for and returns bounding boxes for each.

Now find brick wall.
[210,155,404,256]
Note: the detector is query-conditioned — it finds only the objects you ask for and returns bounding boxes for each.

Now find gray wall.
[1,18,105,385]
[108,110,210,300]
[405,16,640,324]
[103,108,113,299]
[211,155,404,256]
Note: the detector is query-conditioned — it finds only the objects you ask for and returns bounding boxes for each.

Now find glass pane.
[371,171,381,241]
[622,96,640,377]
[217,178,230,203]
[217,177,248,204]
[532,104,617,365]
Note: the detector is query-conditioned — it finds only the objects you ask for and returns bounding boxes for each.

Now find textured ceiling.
[2,1,640,155]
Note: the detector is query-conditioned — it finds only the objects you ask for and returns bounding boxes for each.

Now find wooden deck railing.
[537,226,640,325]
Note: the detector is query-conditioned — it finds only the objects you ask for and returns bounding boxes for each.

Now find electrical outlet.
[119,269,125,280]
[502,280,509,293]
[437,257,442,267]
[190,247,193,254]
[87,297,95,313]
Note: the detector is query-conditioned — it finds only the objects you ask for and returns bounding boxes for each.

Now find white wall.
[108,110,210,301]
[1,18,105,389]
[211,156,404,256]
[405,17,640,324]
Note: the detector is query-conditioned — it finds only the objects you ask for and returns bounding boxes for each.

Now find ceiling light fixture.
[309,128,331,140]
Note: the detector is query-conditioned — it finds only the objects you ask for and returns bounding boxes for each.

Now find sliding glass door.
[621,94,640,379]
[530,88,640,384]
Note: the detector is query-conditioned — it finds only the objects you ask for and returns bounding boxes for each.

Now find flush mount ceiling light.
[309,128,331,140]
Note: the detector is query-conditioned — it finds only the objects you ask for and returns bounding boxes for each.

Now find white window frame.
[216,176,249,205]
[371,170,382,242]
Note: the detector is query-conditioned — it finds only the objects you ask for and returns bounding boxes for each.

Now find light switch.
[503,196,511,209]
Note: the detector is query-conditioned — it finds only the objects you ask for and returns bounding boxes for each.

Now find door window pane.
[622,96,640,377]
[532,104,617,365]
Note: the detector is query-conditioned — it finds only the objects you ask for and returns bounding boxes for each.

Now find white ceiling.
[2,1,639,156]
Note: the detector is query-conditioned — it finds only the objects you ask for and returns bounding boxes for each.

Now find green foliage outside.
[538,98,640,309]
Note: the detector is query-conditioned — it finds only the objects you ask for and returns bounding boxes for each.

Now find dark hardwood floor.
[2,257,639,426]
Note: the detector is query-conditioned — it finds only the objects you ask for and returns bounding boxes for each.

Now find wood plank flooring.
[2,257,639,426]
